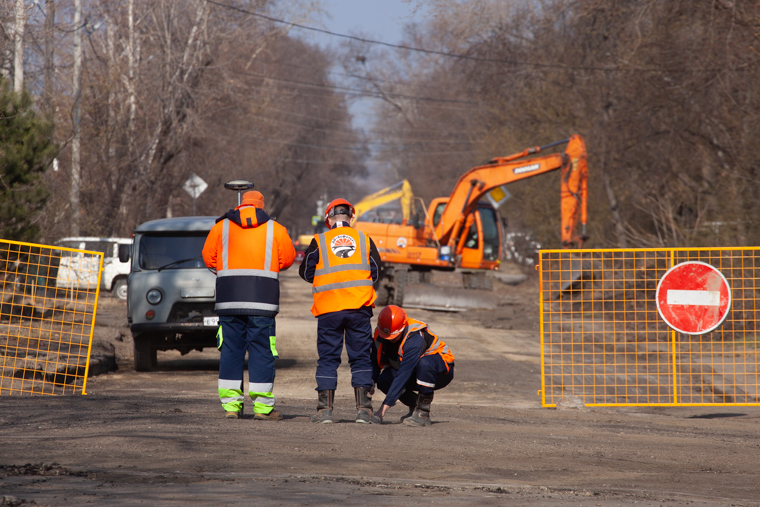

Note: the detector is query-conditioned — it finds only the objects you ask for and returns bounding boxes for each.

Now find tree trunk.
[13,0,26,92]
[43,0,54,118]
[70,0,82,235]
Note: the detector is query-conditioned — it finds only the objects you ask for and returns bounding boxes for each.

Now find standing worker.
[203,190,295,420]
[371,305,455,426]
[299,199,382,423]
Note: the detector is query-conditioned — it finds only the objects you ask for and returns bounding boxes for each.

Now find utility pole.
[71,0,82,235]
[44,0,55,118]
[13,0,26,92]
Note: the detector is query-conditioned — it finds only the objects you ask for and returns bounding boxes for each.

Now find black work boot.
[355,386,380,423]
[404,392,433,427]
[310,390,334,423]
[398,389,417,423]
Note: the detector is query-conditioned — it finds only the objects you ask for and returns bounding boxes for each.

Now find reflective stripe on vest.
[216,218,279,313]
[313,279,374,294]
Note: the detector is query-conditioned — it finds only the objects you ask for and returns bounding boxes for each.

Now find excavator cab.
[428,198,502,268]
[457,204,502,269]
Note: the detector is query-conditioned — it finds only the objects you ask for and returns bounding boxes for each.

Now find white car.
[55,237,132,300]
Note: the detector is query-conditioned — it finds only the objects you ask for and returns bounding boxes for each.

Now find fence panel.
[0,240,103,395]
[539,248,760,407]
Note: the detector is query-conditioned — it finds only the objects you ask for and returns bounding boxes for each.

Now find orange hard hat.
[377,305,407,340]
[325,198,355,221]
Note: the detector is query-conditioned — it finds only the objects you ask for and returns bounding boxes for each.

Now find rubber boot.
[404,392,433,427]
[398,389,417,423]
[355,386,380,423]
[310,390,334,423]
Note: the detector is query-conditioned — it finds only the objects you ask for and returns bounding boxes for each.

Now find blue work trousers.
[377,354,454,397]
[218,315,277,414]
[315,308,373,390]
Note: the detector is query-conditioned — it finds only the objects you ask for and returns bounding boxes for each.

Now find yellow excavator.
[353,180,414,224]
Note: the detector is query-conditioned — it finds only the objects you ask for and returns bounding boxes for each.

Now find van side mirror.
[118,244,131,263]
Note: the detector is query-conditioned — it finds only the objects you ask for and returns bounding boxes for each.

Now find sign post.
[655,261,731,335]
[183,174,208,215]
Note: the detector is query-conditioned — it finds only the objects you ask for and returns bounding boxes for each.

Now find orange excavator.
[354,134,588,309]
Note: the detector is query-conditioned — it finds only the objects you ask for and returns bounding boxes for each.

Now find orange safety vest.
[202,206,295,315]
[311,226,376,316]
[375,318,455,372]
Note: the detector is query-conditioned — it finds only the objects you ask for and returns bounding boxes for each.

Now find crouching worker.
[372,305,455,426]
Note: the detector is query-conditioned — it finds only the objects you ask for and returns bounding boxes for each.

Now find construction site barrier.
[539,248,759,407]
[0,240,102,395]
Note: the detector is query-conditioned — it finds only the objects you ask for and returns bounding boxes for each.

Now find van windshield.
[138,234,208,270]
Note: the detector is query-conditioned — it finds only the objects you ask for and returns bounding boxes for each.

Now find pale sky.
[318,0,422,47]
[303,0,428,130]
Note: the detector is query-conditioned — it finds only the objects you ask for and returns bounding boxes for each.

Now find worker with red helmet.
[203,190,296,420]
[299,198,382,423]
[371,305,455,426]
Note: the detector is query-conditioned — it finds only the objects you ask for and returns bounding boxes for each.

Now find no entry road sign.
[655,261,731,335]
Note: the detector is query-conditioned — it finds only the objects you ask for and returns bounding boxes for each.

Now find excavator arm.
[353,180,414,224]
[434,134,588,248]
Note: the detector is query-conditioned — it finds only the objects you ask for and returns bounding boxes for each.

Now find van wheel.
[112,279,128,300]
[134,336,157,371]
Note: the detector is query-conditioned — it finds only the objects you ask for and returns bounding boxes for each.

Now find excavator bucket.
[401,283,497,312]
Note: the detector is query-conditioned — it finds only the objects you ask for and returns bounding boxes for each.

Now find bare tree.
[12,0,25,92]
[359,0,760,248]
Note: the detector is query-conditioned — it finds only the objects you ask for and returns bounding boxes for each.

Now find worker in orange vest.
[203,190,295,420]
[299,198,382,423]
[371,305,455,426]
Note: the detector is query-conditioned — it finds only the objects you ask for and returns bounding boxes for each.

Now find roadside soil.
[1,264,760,506]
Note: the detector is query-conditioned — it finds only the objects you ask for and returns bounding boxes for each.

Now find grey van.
[124,216,218,371]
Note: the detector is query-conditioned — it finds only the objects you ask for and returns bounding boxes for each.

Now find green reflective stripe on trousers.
[216,325,223,350]
[219,387,243,412]
[249,391,275,414]
[269,335,278,358]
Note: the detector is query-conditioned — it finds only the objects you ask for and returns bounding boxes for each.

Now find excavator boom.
[353,180,414,223]
[435,134,588,248]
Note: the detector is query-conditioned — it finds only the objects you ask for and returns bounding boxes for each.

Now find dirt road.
[2,267,760,506]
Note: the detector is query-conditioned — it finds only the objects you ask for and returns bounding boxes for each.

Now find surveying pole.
[224,180,254,206]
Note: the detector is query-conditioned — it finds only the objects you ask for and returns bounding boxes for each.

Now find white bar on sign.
[667,290,720,306]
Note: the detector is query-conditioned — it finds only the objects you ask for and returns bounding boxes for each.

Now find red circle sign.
[656,261,731,335]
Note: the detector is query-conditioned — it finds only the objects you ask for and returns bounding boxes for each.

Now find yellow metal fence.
[0,240,102,395]
[539,248,760,406]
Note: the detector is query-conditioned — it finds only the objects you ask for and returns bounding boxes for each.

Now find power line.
[274,58,471,95]
[242,103,486,137]
[240,111,476,145]
[203,0,574,69]
[204,0,716,73]
[210,123,484,155]
[238,69,482,106]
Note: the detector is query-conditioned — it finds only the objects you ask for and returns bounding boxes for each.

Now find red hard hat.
[377,305,407,340]
[325,198,355,221]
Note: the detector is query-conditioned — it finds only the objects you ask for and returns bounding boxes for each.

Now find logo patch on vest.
[330,235,357,258]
